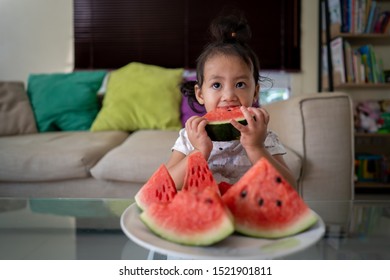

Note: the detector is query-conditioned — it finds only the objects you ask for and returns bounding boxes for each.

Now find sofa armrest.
[264,92,354,201]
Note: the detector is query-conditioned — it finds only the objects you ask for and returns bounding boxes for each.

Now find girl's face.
[195,54,259,112]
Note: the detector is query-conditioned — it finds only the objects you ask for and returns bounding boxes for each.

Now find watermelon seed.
[276,200,282,207]
[258,198,264,206]
[240,190,247,198]
[275,176,282,183]
[205,198,213,204]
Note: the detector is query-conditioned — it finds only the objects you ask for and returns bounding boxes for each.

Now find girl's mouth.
[218,105,241,110]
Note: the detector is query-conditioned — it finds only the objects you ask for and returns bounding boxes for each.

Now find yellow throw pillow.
[91,62,183,132]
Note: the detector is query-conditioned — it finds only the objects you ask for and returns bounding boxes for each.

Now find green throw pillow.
[91,62,183,132]
[27,71,107,132]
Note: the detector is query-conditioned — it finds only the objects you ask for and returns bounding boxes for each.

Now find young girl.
[166,13,296,189]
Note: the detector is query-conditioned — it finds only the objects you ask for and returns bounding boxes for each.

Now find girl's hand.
[231,106,269,152]
[185,116,213,159]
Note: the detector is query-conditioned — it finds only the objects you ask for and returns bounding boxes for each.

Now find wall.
[0,0,319,96]
[292,0,319,95]
[0,0,73,82]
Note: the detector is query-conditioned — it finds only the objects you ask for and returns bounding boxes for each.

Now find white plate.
[120,203,325,260]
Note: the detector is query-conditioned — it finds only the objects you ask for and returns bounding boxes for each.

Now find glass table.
[0,197,389,260]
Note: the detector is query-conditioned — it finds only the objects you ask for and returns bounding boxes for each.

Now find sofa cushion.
[283,146,302,182]
[265,93,354,200]
[91,62,183,132]
[0,81,37,136]
[0,131,128,182]
[91,129,302,184]
[91,130,179,183]
[27,71,107,132]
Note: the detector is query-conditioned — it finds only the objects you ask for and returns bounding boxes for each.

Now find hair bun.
[209,12,252,44]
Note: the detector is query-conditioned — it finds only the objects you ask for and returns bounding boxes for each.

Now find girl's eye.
[236,82,246,89]
[212,83,221,90]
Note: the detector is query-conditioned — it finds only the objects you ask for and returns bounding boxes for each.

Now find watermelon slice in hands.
[222,158,317,239]
[134,164,177,211]
[140,187,234,246]
[204,106,247,141]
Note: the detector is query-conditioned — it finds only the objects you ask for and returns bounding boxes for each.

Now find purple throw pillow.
[180,69,206,127]
[180,96,206,127]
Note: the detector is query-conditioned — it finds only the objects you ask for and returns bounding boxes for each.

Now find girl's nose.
[222,86,237,101]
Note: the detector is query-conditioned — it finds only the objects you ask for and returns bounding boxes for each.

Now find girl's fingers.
[248,107,269,125]
[186,116,201,129]
[186,116,208,133]
[240,106,256,127]
[230,119,246,131]
[198,118,208,131]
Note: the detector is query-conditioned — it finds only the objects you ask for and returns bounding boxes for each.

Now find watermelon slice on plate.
[140,187,234,246]
[204,106,247,141]
[182,151,219,194]
[222,157,317,239]
[134,164,177,211]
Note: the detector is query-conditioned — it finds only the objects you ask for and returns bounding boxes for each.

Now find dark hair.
[181,11,271,112]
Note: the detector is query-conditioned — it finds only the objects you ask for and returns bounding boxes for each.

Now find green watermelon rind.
[235,209,318,239]
[140,210,235,246]
[206,119,247,141]
[134,192,147,211]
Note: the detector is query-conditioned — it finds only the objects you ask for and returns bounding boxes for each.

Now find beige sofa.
[0,82,354,200]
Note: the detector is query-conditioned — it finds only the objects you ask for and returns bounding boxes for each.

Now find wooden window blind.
[74,0,301,71]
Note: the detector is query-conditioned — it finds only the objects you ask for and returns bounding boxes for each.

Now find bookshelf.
[319,0,390,190]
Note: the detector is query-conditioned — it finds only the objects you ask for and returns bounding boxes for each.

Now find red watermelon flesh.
[218,181,233,196]
[204,107,247,141]
[204,106,245,122]
[134,164,177,211]
[182,151,219,194]
[140,187,234,246]
[222,158,317,238]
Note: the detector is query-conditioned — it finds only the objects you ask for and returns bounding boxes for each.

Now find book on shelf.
[323,37,386,87]
[358,44,374,82]
[328,0,390,35]
[374,11,390,33]
[322,37,347,88]
[358,44,386,83]
[328,0,343,38]
[365,0,377,33]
